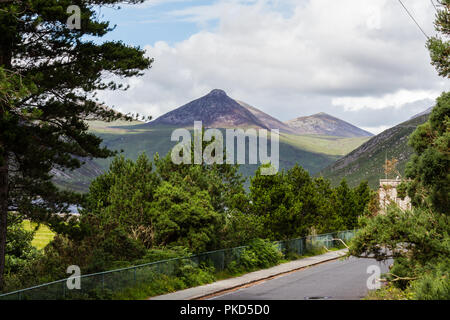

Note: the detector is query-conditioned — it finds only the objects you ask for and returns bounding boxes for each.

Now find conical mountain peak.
[208,89,228,97]
[149,89,267,129]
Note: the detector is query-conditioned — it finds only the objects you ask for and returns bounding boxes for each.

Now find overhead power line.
[397,0,429,39]
[430,0,438,12]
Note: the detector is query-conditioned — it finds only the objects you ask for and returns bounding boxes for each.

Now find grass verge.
[22,220,55,250]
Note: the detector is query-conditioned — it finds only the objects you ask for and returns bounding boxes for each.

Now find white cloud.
[123,0,194,9]
[360,125,391,135]
[331,89,442,111]
[100,0,449,129]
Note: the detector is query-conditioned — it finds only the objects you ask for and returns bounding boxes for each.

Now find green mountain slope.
[53,122,369,192]
[52,89,372,192]
[319,114,430,189]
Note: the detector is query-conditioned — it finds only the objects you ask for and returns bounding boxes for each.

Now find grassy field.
[280,133,370,156]
[22,220,55,250]
[87,119,144,134]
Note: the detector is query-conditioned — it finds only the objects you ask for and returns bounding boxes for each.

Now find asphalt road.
[212,257,393,300]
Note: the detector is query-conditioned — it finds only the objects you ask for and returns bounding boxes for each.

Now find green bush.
[365,283,413,300]
[411,261,450,300]
[220,209,264,248]
[133,247,191,265]
[350,205,450,300]
[176,263,216,287]
[5,213,40,276]
[232,239,283,272]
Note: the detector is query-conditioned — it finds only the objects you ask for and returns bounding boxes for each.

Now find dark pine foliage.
[0,0,153,288]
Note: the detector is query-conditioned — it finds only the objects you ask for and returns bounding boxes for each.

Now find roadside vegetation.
[112,239,284,300]
[352,107,450,300]
[350,1,450,299]
[112,240,341,300]
[2,146,369,297]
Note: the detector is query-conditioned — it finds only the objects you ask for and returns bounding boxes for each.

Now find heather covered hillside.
[319,114,430,188]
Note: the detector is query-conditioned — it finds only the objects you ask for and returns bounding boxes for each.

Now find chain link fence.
[0,229,356,300]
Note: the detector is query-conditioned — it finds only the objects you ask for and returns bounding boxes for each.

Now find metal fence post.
[221,250,225,271]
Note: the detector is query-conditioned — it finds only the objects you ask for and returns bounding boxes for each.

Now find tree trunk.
[0,47,11,291]
[0,152,7,291]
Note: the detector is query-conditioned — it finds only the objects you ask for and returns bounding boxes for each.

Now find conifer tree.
[0,0,152,288]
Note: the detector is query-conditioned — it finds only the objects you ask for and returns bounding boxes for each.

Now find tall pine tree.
[0,0,152,288]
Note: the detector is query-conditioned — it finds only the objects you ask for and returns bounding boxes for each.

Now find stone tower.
[379,179,412,212]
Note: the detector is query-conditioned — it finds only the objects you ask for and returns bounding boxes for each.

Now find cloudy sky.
[95,0,449,134]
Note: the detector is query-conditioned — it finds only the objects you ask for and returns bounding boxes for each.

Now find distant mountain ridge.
[410,106,433,119]
[147,89,372,138]
[319,114,430,188]
[236,100,299,134]
[286,112,374,138]
[148,89,270,130]
[52,89,374,192]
